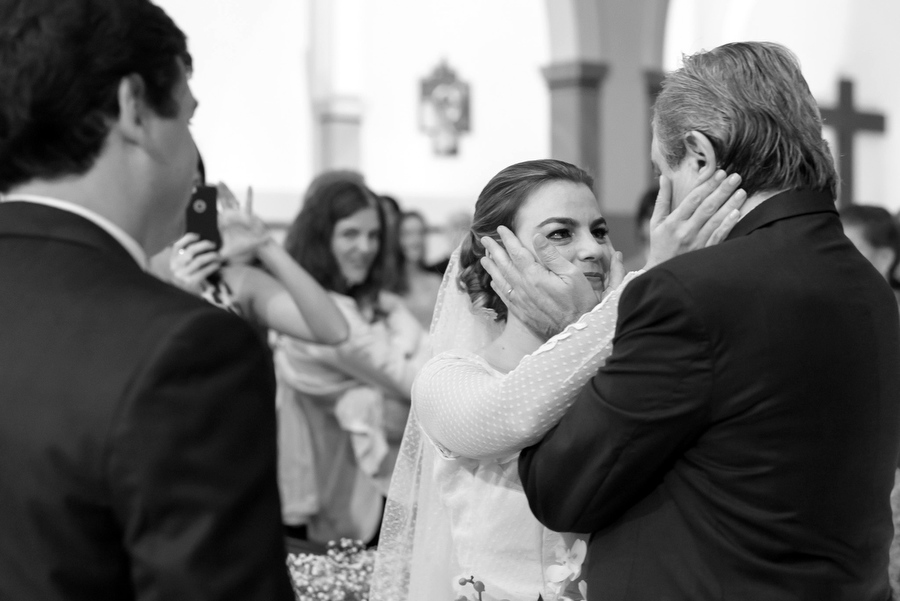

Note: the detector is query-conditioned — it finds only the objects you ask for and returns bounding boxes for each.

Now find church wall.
[358,0,552,254]
[155,0,316,222]
[151,0,900,255]
[143,0,556,261]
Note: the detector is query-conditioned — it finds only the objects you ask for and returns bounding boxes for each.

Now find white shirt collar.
[0,194,148,269]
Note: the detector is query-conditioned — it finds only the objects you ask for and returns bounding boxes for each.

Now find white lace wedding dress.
[370,248,642,601]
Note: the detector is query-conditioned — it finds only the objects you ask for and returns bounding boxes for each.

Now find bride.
[370,159,745,601]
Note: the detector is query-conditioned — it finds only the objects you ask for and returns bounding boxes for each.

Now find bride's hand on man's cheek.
[644,171,747,269]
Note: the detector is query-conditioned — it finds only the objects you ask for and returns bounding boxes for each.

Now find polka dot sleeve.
[414,271,643,461]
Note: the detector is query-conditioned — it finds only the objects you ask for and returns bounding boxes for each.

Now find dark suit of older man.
[519,190,900,600]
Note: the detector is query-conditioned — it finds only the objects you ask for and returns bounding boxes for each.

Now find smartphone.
[185,185,222,249]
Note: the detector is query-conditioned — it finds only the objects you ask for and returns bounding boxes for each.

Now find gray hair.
[653,41,837,199]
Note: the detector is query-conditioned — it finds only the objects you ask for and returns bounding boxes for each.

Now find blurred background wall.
[156,0,899,263]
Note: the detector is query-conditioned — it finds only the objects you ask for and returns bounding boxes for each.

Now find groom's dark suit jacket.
[0,202,294,600]
[520,190,900,600]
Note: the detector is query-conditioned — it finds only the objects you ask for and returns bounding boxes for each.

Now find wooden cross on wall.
[819,79,886,207]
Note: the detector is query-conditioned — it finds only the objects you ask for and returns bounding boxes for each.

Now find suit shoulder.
[640,239,761,298]
[97,269,258,349]
[655,240,751,276]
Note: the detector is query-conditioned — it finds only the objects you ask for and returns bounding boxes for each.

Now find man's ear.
[115,74,149,145]
[682,131,718,180]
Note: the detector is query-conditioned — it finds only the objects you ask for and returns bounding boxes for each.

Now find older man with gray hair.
[485,41,900,600]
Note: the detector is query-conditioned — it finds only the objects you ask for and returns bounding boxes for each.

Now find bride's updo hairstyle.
[458,159,594,322]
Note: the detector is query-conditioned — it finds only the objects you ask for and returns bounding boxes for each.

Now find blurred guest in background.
[398,210,443,329]
[304,169,365,202]
[276,176,429,545]
[379,194,406,295]
[427,210,473,275]
[841,204,900,597]
[841,204,900,309]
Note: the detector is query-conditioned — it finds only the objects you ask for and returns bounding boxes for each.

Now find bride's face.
[514,180,613,297]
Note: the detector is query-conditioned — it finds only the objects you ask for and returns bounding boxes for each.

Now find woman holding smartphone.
[162,156,349,346]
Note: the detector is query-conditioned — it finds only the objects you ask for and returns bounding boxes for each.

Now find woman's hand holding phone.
[169,233,223,292]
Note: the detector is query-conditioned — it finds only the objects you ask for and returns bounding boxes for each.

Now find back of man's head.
[0,0,191,193]
[653,41,837,199]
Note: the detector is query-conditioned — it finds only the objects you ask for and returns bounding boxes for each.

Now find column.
[542,61,608,177]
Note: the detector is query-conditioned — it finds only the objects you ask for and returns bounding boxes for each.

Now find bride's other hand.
[481,227,598,340]
[645,171,746,269]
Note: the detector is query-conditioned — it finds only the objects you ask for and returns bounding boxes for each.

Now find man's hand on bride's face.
[644,171,747,270]
[480,226,599,340]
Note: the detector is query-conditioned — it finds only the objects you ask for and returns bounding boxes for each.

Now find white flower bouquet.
[287,539,376,601]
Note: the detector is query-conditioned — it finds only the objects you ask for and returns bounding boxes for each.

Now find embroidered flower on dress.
[545,539,587,593]
[547,538,586,582]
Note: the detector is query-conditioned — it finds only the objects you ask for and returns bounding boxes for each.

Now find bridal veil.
[369,246,501,600]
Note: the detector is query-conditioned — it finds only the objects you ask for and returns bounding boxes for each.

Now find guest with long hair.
[275,175,429,545]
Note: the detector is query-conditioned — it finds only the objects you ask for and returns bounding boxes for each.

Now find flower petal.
[569,539,587,564]
[546,564,574,583]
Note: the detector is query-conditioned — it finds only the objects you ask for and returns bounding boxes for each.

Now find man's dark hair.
[0,0,192,192]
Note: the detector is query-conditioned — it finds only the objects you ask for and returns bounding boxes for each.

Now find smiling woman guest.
[275,175,430,546]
